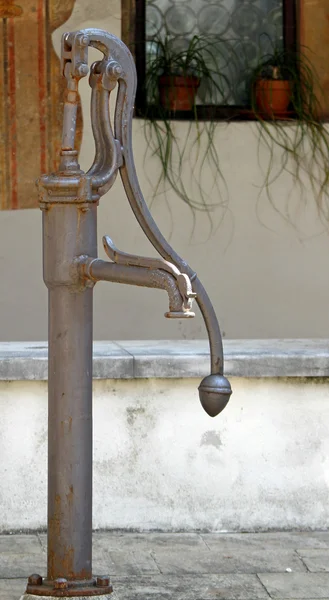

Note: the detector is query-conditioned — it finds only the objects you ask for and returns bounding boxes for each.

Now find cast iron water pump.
[21,29,232,600]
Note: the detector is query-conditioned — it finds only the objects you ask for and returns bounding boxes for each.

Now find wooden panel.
[121,0,136,54]
[299,0,329,118]
[0,19,9,209]
[14,0,41,209]
[0,0,82,210]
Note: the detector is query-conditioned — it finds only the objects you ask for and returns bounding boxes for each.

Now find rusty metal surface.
[26,577,112,597]
[31,26,232,599]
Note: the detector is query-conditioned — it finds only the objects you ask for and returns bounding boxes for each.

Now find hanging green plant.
[250,42,329,222]
[140,34,233,223]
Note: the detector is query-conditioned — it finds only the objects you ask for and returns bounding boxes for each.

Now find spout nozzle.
[165,310,195,319]
[198,374,232,417]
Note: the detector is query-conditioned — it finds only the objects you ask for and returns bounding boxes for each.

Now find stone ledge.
[0,339,328,381]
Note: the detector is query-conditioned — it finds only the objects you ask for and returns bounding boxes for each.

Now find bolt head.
[80,35,89,47]
[97,575,110,587]
[114,65,123,76]
[77,64,89,77]
[54,578,68,590]
[106,62,123,78]
[28,574,43,586]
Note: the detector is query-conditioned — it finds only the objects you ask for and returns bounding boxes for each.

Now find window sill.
[135,106,297,122]
[0,339,328,381]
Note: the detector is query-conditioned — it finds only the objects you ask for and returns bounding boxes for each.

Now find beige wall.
[0,0,328,341]
[2,376,329,531]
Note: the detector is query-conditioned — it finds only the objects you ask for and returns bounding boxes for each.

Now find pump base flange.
[24,578,112,598]
[20,595,115,600]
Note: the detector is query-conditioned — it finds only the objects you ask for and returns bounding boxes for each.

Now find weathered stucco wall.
[1,376,329,532]
[0,0,329,341]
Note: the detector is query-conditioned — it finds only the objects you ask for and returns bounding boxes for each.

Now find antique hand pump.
[21,29,232,600]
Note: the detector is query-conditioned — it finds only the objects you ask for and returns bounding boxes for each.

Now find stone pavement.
[1,531,329,599]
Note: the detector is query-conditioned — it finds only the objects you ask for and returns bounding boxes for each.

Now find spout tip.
[198,374,232,417]
[165,311,195,319]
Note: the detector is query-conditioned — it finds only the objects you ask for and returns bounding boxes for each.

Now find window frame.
[121,0,297,121]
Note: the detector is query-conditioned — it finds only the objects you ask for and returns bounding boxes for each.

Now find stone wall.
[1,340,328,532]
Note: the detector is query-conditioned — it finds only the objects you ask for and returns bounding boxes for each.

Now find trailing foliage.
[141,34,231,224]
[250,44,329,222]
[140,31,329,228]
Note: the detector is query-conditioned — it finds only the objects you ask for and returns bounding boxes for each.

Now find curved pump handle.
[60,29,130,195]
[60,28,232,417]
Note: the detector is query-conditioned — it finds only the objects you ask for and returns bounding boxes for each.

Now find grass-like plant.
[141,34,232,225]
[140,30,329,229]
[250,43,329,223]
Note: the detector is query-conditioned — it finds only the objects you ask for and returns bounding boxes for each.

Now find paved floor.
[1,531,329,599]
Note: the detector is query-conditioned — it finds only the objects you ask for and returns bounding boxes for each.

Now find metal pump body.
[22,29,232,599]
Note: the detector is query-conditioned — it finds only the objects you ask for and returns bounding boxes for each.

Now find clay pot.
[255,79,292,117]
[159,75,200,111]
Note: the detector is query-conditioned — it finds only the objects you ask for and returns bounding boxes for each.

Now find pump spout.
[81,256,196,319]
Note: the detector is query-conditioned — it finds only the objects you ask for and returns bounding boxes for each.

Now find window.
[123,0,296,119]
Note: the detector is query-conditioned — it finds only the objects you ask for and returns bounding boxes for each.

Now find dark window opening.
[132,0,296,120]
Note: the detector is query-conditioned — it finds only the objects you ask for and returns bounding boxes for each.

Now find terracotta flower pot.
[159,75,200,111]
[255,79,292,117]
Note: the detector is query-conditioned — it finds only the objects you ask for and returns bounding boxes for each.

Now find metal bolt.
[80,35,89,47]
[28,574,43,586]
[114,65,123,76]
[54,578,68,590]
[96,576,110,587]
[77,64,89,77]
[106,62,123,78]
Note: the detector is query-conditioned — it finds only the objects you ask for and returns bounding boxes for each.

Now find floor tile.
[93,548,160,575]
[93,532,203,551]
[0,552,46,578]
[0,535,42,554]
[151,545,306,575]
[297,549,329,572]
[0,578,26,600]
[0,535,46,579]
[258,573,329,598]
[113,574,269,600]
[202,533,329,550]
